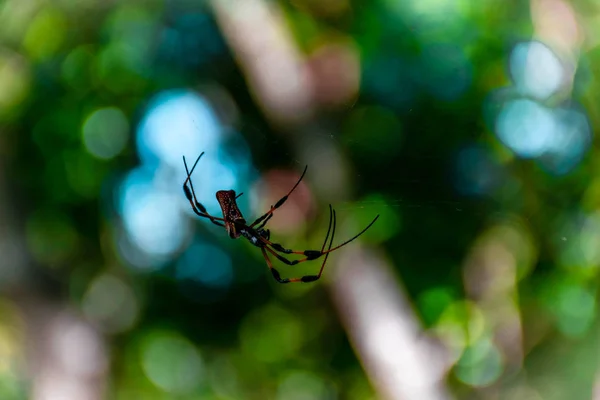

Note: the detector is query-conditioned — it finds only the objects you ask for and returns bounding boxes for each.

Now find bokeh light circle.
[137,89,220,168]
[119,167,187,258]
[495,99,556,158]
[140,331,204,394]
[510,41,563,101]
[82,107,129,160]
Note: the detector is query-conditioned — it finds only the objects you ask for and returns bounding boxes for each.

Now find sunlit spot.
[120,167,187,258]
[510,41,563,100]
[137,90,220,168]
[140,331,204,394]
[495,99,556,158]
[454,337,503,387]
[124,190,184,257]
[433,300,486,363]
[417,286,457,326]
[22,7,67,60]
[82,107,129,160]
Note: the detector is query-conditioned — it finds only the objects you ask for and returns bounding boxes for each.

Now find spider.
[182,152,379,284]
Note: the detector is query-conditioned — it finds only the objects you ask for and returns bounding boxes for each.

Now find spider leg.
[259,208,379,264]
[312,205,337,280]
[254,213,274,231]
[182,154,225,227]
[249,165,308,228]
[263,207,337,283]
[261,247,292,283]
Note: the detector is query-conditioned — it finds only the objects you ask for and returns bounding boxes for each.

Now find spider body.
[182,153,379,284]
[216,190,247,239]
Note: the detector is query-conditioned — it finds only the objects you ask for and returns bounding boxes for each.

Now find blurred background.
[0,0,598,399]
